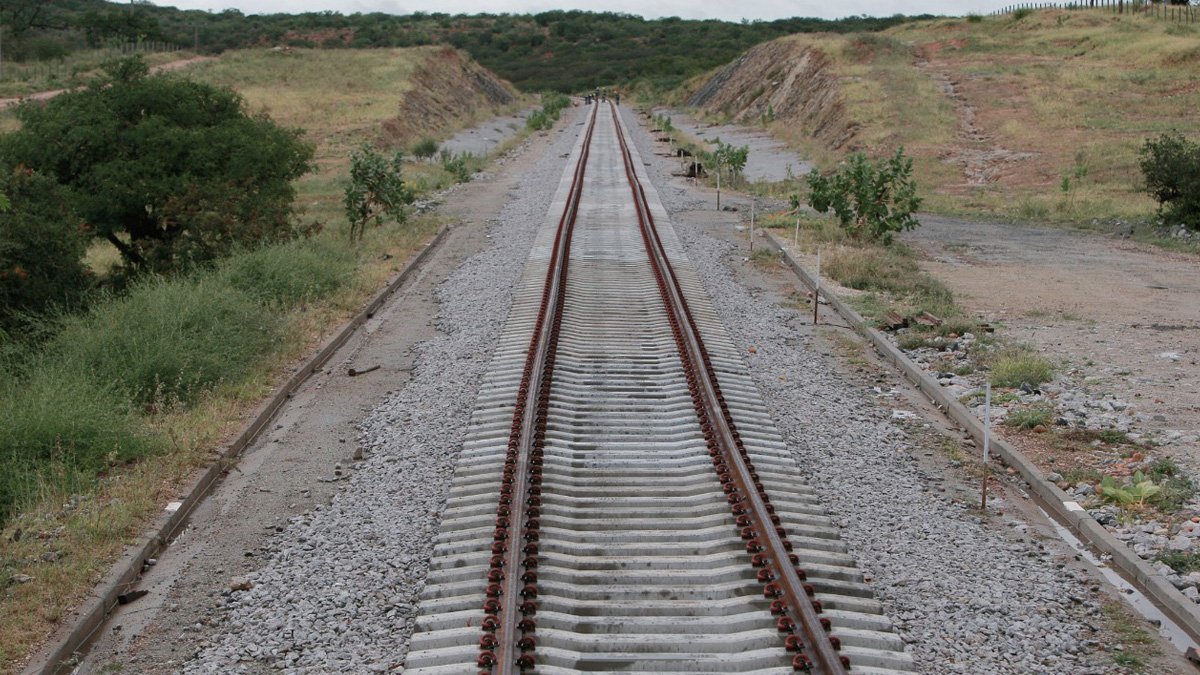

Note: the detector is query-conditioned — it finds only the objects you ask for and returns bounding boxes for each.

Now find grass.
[0,46,529,670]
[1100,600,1156,672]
[1005,403,1054,430]
[986,345,1056,388]
[0,48,191,98]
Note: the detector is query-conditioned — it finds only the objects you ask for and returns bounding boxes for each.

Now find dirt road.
[903,217,1200,469]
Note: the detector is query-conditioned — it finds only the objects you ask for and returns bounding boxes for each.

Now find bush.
[344,144,413,242]
[807,148,922,244]
[218,239,355,307]
[0,57,315,274]
[0,365,158,522]
[1139,132,1200,231]
[411,137,440,160]
[526,92,573,131]
[0,167,91,337]
[47,276,281,407]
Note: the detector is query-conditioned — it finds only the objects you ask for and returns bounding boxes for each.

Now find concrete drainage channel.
[403,104,914,673]
[762,229,1200,658]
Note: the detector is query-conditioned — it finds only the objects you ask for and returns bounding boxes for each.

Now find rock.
[1169,536,1194,552]
[1033,424,1048,434]
[1046,472,1064,483]
[10,573,33,584]
[229,577,254,593]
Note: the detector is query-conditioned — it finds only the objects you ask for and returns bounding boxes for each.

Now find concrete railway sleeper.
[404,102,917,674]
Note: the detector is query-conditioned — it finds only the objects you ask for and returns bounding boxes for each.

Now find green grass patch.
[218,239,355,307]
[0,366,159,522]
[1005,404,1054,430]
[986,346,1055,388]
[47,276,283,409]
[1144,458,1195,513]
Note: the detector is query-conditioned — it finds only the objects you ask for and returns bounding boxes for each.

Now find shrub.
[47,276,281,407]
[344,143,413,242]
[1013,8,1034,20]
[0,167,91,337]
[527,92,572,131]
[0,365,158,523]
[440,149,479,183]
[0,57,315,274]
[218,239,355,307]
[1139,132,1200,231]
[807,148,922,244]
[411,137,440,160]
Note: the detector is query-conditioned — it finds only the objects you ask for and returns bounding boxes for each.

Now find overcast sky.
[154,0,1007,22]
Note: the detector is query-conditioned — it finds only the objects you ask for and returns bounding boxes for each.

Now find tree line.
[2,1,927,91]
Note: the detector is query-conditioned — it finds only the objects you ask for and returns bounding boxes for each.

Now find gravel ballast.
[619,108,1120,674]
[182,115,584,674]
[183,106,1126,674]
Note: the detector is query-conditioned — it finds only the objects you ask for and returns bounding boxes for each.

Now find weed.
[897,333,936,350]
[967,13,983,23]
[411,137,439,160]
[1013,8,1034,20]
[1158,551,1200,575]
[953,364,975,376]
[1144,458,1195,512]
[749,248,780,267]
[1098,471,1161,509]
[987,346,1055,388]
[1005,404,1053,430]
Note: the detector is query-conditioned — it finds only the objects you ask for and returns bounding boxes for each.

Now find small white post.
[750,200,755,252]
[793,216,800,249]
[981,382,992,510]
[812,247,821,325]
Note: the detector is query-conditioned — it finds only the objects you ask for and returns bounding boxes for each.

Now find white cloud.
[156,0,1006,22]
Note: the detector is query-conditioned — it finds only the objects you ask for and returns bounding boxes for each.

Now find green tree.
[0,167,91,337]
[806,148,922,244]
[1139,132,1200,231]
[344,144,413,242]
[0,58,314,274]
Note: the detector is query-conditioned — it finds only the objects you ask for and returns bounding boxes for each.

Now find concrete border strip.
[27,223,452,675]
[763,229,1200,648]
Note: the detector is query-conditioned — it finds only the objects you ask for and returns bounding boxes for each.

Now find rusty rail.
[477,103,598,674]
[610,102,848,675]
[477,101,847,673]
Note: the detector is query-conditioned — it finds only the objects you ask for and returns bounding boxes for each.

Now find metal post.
[716,170,721,211]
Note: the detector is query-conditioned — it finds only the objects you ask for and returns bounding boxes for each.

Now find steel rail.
[608,102,849,675]
[477,103,599,675]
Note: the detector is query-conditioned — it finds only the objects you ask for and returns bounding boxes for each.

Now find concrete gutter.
[26,223,452,675]
[764,229,1200,649]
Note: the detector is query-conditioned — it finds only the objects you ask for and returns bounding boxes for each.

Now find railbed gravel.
[620,107,1118,674]
[182,114,585,674]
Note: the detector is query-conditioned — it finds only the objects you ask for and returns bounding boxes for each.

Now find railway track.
[403,102,916,674]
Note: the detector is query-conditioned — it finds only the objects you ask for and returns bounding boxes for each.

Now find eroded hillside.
[683,10,1200,222]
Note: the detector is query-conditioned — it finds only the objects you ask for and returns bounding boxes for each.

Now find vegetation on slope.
[686,9,1200,229]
